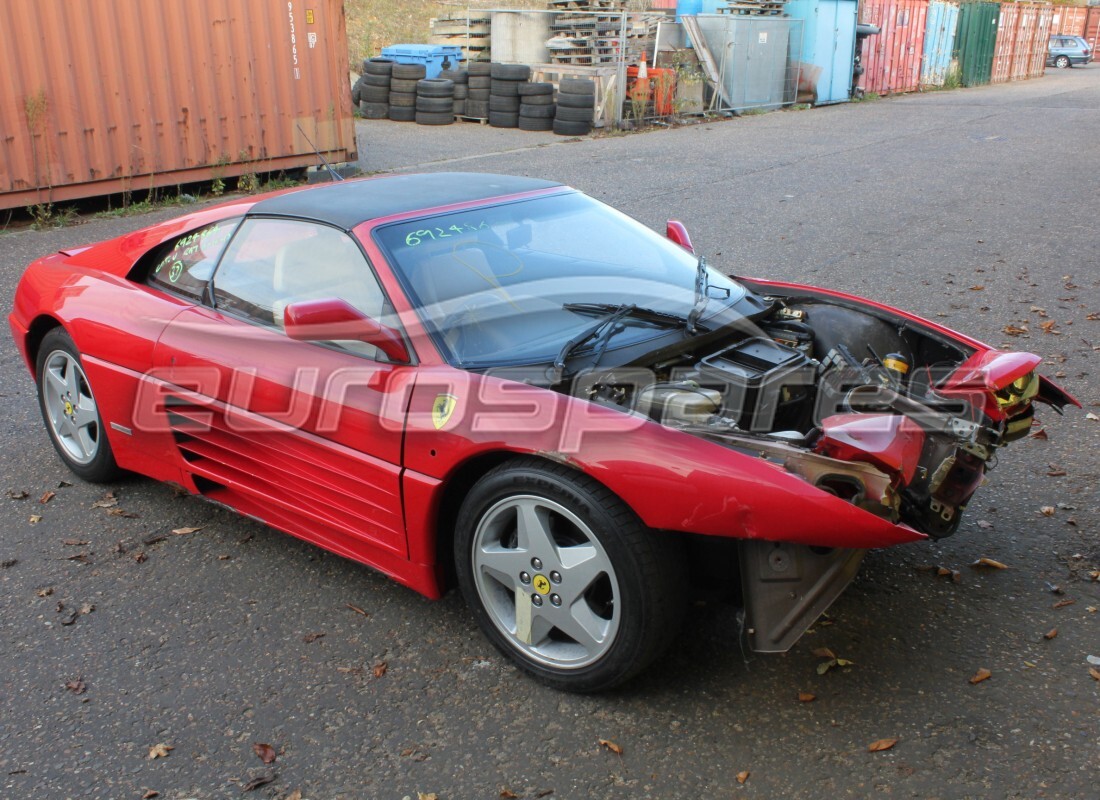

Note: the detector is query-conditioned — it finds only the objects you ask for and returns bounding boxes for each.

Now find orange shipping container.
[0,0,356,211]
[1050,6,1088,37]
[991,2,1053,84]
[1087,7,1100,61]
[859,0,929,95]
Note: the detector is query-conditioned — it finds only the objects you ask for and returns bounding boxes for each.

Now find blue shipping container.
[785,0,858,104]
[921,0,959,86]
[380,44,465,79]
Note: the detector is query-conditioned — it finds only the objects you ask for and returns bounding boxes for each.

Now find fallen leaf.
[868,738,898,752]
[346,603,370,617]
[1090,668,1100,681]
[285,792,302,800]
[147,743,173,760]
[1087,312,1099,321]
[968,285,984,291]
[500,790,520,799]
[1043,628,1058,640]
[58,480,72,488]
[1039,506,1055,517]
[7,489,29,500]
[737,770,750,784]
[107,508,139,518]
[241,774,275,792]
[302,632,325,644]
[36,587,53,597]
[252,743,276,764]
[373,662,388,678]
[971,558,1008,570]
[798,692,816,702]
[142,535,167,546]
[1039,320,1058,334]
[79,603,94,615]
[976,520,994,529]
[417,794,438,800]
[1046,469,1066,477]
[132,552,148,563]
[1086,412,1099,422]
[39,491,56,504]
[969,668,992,685]
[0,559,16,568]
[29,515,42,524]
[1053,598,1076,609]
[171,526,202,536]
[1030,428,1049,440]
[217,555,232,561]
[142,791,159,799]
[936,566,952,577]
[817,658,837,675]
[63,539,89,547]
[598,738,623,755]
[90,492,117,508]
[535,791,553,799]
[812,647,836,659]
[65,678,86,694]
[1002,324,1028,336]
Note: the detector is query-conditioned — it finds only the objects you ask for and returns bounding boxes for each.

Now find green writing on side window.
[404,221,489,247]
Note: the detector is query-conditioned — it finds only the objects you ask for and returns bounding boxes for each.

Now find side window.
[145,218,240,301]
[211,218,394,358]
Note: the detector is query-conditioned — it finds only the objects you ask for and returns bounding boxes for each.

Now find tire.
[467,87,491,101]
[468,61,492,76]
[362,73,391,87]
[453,84,469,99]
[390,77,419,94]
[417,78,455,97]
[553,119,591,136]
[417,111,455,125]
[454,459,687,692]
[490,79,522,96]
[559,77,595,95]
[360,101,388,119]
[1055,55,1071,69]
[36,328,121,483]
[519,103,555,119]
[557,91,595,109]
[491,63,531,80]
[518,115,554,131]
[416,96,453,112]
[465,99,489,118]
[489,94,520,112]
[555,105,593,123]
[389,91,416,107]
[351,78,363,107]
[519,92,554,106]
[518,82,554,96]
[388,105,416,121]
[454,99,467,116]
[362,86,390,103]
[391,63,427,80]
[364,58,394,76]
[488,111,519,128]
[469,75,492,90]
[439,69,468,83]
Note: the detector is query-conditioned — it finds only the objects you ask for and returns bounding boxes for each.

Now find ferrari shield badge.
[432,393,458,430]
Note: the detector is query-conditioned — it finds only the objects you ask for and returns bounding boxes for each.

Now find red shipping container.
[1050,6,1088,37]
[859,0,930,94]
[1087,7,1100,61]
[992,2,1054,83]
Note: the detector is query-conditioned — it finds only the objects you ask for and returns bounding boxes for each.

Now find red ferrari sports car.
[10,173,1077,691]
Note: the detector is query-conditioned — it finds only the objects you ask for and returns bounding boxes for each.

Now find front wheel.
[36,328,121,482]
[1055,55,1071,69]
[454,458,687,692]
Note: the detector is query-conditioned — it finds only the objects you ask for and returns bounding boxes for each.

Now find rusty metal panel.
[992,3,1053,83]
[1050,6,1087,37]
[0,0,355,211]
[859,0,929,94]
[1087,7,1100,61]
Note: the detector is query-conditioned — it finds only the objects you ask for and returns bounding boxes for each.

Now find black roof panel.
[248,172,563,230]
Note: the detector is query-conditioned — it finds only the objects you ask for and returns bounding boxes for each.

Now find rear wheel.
[36,328,120,482]
[1055,55,1071,69]
[455,459,687,692]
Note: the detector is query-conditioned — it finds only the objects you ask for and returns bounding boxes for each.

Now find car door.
[150,216,416,562]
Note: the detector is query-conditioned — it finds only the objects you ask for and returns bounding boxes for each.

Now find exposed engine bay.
[578,283,1057,541]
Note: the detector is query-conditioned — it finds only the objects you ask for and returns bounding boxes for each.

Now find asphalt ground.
[1,68,1098,799]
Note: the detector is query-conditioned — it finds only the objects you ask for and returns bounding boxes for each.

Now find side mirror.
[283,298,410,364]
[666,220,694,253]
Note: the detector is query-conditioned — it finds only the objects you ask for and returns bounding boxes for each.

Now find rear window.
[144,218,241,301]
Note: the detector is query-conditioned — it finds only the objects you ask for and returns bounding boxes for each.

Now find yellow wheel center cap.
[532,574,551,595]
[63,400,74,416]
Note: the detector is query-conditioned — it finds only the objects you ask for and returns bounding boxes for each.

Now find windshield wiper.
[552,303,640,384]
[687,255,709,335]
[562,301,688,328]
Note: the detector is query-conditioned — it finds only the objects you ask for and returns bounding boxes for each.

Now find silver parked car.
[1047,36,1092,69]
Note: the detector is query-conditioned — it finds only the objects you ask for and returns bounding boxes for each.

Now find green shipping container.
[955,2,1000,86]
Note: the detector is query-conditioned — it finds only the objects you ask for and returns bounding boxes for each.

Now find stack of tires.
[416,78,455,126]
[465,62,491,119]
[517,82,555,132]
[440,69,469,117]
[355,58,393,120]
[554,78,595,136]
[489,63,532,129]
[388,63,425,122]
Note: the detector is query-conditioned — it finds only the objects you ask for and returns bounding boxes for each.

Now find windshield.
[374,191,747,368]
